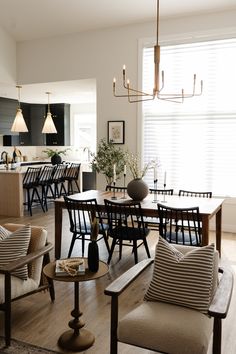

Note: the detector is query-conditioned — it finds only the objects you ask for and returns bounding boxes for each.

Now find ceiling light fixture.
[113,0,203,103]
[11,85,28,132]
[42,92,57,134]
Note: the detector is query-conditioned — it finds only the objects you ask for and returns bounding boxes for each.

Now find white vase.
[127,178,149,201]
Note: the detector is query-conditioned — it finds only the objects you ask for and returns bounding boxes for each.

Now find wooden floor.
[0,203,236,354]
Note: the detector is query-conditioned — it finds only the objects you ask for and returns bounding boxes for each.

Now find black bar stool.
[23,167,45,216]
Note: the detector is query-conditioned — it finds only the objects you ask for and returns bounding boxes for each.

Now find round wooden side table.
[43,258,109,352]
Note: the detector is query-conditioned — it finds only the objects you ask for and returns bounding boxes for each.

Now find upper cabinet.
[28,104,46,146]
[18,102,31,146]
[46,104,70,146]
[0,98,70,146]
[0,97,18,135]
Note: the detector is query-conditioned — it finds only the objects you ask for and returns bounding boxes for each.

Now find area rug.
[0,337,60,354]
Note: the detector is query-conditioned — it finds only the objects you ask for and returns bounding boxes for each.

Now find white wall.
[70,102,96,151]
[0,26,16,84]
[13,9,236,231]
[16,10,236,156]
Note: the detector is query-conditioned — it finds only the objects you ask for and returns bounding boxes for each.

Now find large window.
[142,38,236,197]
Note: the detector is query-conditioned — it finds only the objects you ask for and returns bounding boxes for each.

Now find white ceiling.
[0,0,235,42]
[0,79,97,105]
[0,0,235,104]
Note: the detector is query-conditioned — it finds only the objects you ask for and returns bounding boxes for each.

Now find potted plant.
[43,148,70,165]
[125,153,154,201]
[90,139,126,186]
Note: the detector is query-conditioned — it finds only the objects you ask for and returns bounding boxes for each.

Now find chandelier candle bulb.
[113,78,116,94]
[154,167,157,181]
[113,164,116,183]
[164,171,167,185]
[124,164,127,175]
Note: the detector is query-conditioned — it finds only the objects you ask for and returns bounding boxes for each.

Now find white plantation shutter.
[142,38,236,197]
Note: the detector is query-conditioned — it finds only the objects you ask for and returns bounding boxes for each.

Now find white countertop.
[0,161,92,174]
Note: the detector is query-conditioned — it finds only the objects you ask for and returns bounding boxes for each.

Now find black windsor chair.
[143,188,174,230]
[158,203,202,246]
[104,199,151,264]
[178,190,212,198]
[64,196,110,258]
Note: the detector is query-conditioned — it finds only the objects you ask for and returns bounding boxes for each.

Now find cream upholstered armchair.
[105,238,233,354]
[0,223,54,346]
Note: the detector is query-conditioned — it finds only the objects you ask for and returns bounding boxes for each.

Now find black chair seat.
[165,231,199,246]
[110,226,150,241]
[75,222,109,235]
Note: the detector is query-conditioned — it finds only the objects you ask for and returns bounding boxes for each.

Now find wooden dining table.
[54,189,225,259]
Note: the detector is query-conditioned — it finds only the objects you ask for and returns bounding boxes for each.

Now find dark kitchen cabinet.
[3,135,19,146]
[82,171,96,191]
[46,104,70,146]
[0,97,18,135]
[18,103,31,146]
[28,104,46,146]
[0,97,70,146]
[0,98,30,146]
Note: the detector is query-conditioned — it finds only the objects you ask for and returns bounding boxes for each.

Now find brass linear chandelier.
[113,0,203,103]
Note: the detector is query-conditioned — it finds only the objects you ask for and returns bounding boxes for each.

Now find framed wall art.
[107,120,125,144]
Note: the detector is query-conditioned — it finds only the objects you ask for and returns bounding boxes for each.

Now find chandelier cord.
[46,92,51,113]
[156,0,159,46]
[16,85,22,109]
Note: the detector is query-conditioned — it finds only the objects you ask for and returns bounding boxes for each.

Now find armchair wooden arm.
[208,266,233,318]
[208,266,234,354]
[105,259,153,297]
[104,259,154,354]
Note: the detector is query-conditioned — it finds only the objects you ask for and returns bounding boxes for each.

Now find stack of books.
[55,258,86,276]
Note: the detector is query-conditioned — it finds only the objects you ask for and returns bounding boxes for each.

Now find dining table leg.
[201,215,209,247]
[215,206,222,256]
[54,201,63,259]
[201,206,222,256]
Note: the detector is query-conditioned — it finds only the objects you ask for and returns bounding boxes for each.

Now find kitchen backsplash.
[0,146,91,163]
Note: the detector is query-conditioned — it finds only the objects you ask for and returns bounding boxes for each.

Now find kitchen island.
[0,162,93,217]
[0,166,27,217]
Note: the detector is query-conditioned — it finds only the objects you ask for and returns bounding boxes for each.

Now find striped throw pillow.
[144,237,215,314]
[0,224,31,280]
[0,225,11,240]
